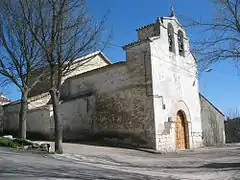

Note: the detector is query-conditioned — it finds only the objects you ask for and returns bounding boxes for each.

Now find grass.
[0,137,33,149]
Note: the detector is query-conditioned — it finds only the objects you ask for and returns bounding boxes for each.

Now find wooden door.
[176,112,186,150]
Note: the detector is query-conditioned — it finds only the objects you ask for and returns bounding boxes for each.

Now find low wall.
[2,104,52,140]
[2,97,95,142]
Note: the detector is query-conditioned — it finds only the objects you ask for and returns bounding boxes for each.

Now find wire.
[99,40,198,77]
[100,40,239,78]
[151,42,197,77]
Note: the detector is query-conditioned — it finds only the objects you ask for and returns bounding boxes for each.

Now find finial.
[170,0,175,17]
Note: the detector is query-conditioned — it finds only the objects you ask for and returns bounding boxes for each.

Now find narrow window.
[168,23,175,52]
[178,30,185,56]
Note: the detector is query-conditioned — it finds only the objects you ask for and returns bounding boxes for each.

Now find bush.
[0,137,18,148]
[12,138,33,146]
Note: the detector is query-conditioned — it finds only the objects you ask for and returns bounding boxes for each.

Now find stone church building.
[1,12,225,152]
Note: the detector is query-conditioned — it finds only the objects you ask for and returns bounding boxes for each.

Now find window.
[178,30,184,56]
[168,23,175,52]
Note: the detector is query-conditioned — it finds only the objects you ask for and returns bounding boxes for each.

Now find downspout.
[142,51,166,110]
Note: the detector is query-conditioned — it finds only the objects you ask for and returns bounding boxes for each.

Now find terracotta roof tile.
[0,94,11,104]
[136,23,155,31]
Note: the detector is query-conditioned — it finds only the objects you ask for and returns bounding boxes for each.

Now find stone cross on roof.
[170,0,175,17]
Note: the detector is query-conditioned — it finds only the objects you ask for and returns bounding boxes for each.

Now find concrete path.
[0,143,240,179]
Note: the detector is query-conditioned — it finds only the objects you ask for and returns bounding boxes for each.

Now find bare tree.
[227,107,240,119]
[19,0,106,153]
[182,0,240,70]
[0,1,46,139]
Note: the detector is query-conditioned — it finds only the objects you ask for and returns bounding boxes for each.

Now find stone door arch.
[175,110,190,150]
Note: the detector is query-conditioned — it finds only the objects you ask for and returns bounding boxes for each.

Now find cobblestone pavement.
[0,143,240,179]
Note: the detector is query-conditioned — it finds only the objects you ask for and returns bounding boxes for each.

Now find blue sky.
[3,0,240,115]
[85,0,240,115]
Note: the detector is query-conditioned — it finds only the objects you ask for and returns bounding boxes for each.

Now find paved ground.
[0,143,240,180]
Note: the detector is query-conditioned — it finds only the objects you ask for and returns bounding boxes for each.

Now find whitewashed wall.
[149,17,202,151]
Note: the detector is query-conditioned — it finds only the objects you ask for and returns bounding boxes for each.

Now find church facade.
[1,13,225,152]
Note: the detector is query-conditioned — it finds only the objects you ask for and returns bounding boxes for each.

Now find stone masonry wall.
[2,103,52,140]
[62,43,156,148]
[60,95,95,141]
[28,53,109,100]
[1,53,111,139]
[93,86,153,147]
[200,95,226,146]
[156,121,175,152]
[137,19,161,40]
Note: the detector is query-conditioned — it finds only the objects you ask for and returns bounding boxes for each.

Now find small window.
[178,30,185,56]
[168,23,175,52]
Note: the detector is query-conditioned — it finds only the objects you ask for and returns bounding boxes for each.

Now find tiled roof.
[28,51,111,98]
[200,93,225,116]
[122,39,151,50]
[123,36,160,50]
[0,94,11,104]
[72,51,112,65]
[136,23,155,31]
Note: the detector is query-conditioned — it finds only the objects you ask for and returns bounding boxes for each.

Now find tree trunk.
[19,90,28,139]
[49,88,63,154]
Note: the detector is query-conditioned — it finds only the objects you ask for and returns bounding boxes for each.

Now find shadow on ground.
[63,139,162,154]
[0,163,176,180]
[158,162,240,172]
[201,162,240,169]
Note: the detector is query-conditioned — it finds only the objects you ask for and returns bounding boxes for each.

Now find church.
[1,11,226,152]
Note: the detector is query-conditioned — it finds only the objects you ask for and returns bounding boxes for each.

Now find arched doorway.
[175,110,190,150]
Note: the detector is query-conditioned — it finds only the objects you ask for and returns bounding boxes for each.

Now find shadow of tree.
[0,164,177,180]
[62,139,162,154]
[200,162,240,169]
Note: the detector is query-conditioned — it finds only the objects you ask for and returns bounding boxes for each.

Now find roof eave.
[200,93,225,116]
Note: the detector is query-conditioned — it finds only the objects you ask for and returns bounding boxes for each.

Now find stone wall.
[156,121,175,152]
[60,95,95,141]
[3,96,95,141]
[137,19,161,40]
[200,95,226,146]
[28,53,110,98]
[93,87,153,147]
[2,103,20,135]
[3,96,94,141]
[61,53,156,148]
[2,103,52,140]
